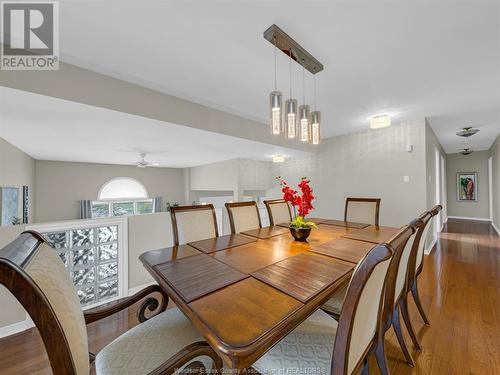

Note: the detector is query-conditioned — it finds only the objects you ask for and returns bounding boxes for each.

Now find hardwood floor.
[0,218,498,375]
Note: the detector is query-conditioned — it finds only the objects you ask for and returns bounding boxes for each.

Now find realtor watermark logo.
[1,1,59,70]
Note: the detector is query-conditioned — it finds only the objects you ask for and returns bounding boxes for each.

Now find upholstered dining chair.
[0,231,222,375]
[170,204,219,246]
[225,201,262,234]
[344,197,381,225]
[407,205,442,326]
[263,199,292,226]
[253,225,414,375]
[322,221,420,368]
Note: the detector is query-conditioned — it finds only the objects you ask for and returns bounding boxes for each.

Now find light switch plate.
[404,176,410,183]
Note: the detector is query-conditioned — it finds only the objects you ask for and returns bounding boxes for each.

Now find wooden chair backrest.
[264,199,292,226]
[225,201,262,234]
[0,231,88,375]
[332,224,414,374]
[170,204,219,245]
[344,197,381,226]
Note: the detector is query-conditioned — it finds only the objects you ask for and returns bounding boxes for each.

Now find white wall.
[314,120,427,227]
[127,212,174,288]
[425,121,446,249]
[35,160,185,223]
[446,151,490,219]
[490,135,500,233]
[0,137,35,223]
[0,138,36,332]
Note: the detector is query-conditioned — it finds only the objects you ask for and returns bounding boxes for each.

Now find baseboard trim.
[128,281,157,296]
[447,216,491,222]
[0,319,32,339]
[492,222,500,237]
[424,236,438,255]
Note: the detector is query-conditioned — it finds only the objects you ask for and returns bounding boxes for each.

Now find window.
[98,177,148,200]
[92,178,154,218]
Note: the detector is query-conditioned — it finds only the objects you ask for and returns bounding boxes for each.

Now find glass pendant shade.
[269,91,283,135]
[311,111,321,145]
[299,104,310,142]
[285,98,298,138]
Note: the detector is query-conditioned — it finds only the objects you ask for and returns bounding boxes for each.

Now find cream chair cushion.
[25,243,89,375]
[268,202,291,225]
[394,232,417,304]
[322,282,348,316]
[322,258,364,317]
[229,205,260,233]
[416,218,432,271]
[175,209,217,244]
[256,255,391,375]
[96,307,212,375]
[346,201,378,225]
[253,309,337,373]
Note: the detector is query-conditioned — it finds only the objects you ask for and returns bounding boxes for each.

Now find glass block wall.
[43,225,119,306]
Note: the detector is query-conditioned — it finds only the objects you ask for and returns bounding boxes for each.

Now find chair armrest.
[84,284,169,324]
[147,341,223,375]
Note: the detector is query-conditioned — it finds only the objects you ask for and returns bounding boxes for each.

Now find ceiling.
[0,87,309,168]
[54,0,500,151]
[428,109,500,154]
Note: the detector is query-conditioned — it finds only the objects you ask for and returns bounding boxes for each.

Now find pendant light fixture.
[299,61,310,142]
[263,24,323,144]
[285,49,297,139]
[269,36,283,135]
[310,71,321,145]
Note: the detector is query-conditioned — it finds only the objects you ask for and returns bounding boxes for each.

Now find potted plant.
[276,176,317,241]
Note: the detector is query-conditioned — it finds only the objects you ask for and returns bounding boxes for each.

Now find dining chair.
[263,199,292,226]
[253,225,414,375]
[344,197,381,225]
[225,201,262,234]
[0,231,222,375]
[170,204,219,246]
[407,205,442,326]
[387,218,423,366]
[322,222,419,369]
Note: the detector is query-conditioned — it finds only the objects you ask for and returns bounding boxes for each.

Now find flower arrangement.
[276,176,317,230]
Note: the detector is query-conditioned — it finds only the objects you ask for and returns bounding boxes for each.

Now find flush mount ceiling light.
[264,24,323,145]
[460,148,474,155]
[272,155,285,163]
[456,127,480,137]
[370,115,391,129]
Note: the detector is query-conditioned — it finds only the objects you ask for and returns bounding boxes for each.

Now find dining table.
[139,220,400,370]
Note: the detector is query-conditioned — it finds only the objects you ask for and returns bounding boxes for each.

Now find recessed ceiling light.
[272,155,285,163]
[370,115,391,129]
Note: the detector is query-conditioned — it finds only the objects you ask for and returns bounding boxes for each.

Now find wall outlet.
[403,176,410,183]
[406,144,413,152]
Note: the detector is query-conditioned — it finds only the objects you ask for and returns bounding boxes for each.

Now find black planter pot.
[289,227,312,242]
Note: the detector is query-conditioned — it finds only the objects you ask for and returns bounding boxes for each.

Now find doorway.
[489,156,493,221]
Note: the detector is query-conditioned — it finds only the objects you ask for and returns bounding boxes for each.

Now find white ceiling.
[428,109,500,154]
[54,0,500,151]
[0,87,309,168]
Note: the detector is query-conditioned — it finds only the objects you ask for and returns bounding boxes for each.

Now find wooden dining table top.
[139,221,399,369]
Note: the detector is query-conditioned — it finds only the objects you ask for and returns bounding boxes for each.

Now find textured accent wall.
[315,120,427,227]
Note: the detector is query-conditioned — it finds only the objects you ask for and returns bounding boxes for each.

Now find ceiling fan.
[136,153,160,168]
